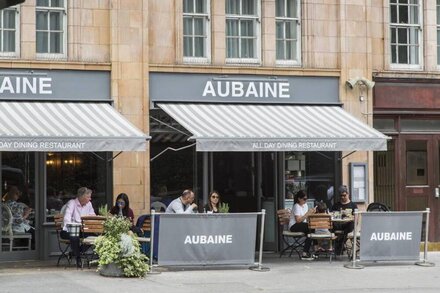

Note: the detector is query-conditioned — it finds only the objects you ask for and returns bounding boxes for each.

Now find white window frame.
[0,6,20,58]
[389,0,423,70]
[275,0,301,66]
[225,0,261,65]
[36,0,67,60]
[183,0,211,64]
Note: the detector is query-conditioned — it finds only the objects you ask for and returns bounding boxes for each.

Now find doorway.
[400,135,440,241]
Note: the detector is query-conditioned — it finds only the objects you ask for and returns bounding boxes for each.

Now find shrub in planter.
[94,216,149,277]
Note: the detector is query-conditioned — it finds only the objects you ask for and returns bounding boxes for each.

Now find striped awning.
[158,103,389,152]
[0,102,149,152]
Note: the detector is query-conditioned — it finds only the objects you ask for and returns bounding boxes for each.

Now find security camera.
[346,77,360,89]
[359,77,375,90]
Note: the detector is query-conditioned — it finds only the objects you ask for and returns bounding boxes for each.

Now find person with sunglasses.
[331,185,358,255]
[289,190,317,260]
[204,191,221,213]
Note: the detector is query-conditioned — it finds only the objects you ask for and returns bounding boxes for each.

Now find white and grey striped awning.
[158,103,389,152]
[0,102,149,152]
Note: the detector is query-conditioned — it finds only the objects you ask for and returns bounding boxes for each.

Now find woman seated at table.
[3,186,34,235]
[110,193,135,224]
[289,190,316,260]
[204,191,221,213]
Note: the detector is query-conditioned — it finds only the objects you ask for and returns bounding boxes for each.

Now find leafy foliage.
[219,202,230,213]
[94,216,149,277]
[98,204,109,217]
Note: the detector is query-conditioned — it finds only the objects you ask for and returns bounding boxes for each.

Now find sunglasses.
[211,195,219,199]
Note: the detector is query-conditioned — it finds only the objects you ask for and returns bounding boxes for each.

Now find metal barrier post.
[416,208,435,267]
[148,209,161,274]
[249,210,270,272]
[344,209,364,269]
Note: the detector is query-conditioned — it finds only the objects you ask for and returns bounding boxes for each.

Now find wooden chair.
[54,213,71,266]
[307,213,338,262]
[277,209,305,259]
[80,215,106,268]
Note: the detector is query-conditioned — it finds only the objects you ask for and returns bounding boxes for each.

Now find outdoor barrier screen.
[360,212,423,261]
[157,213,258,266]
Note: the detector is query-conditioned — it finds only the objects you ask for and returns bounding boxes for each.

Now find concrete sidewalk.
[0,252,439,293]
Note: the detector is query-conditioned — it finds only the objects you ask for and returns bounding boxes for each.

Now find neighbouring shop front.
[0,69,148,261]
[149,72,388,251]
[373,77,440,242]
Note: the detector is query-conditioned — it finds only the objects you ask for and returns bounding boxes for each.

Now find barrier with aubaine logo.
[345,208,435,269]
[148,210,268,273]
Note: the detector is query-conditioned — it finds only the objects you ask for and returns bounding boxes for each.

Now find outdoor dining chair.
[277,209,305,259]
[80,215,106,268]
[54,213,71,266]
[307,213,338,262]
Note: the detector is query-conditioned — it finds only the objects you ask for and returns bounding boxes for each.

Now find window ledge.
[183,57,211,65]
[225,58,260,65]
[36,53,67,61]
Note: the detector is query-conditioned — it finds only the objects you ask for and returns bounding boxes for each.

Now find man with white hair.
[60,187,96,267]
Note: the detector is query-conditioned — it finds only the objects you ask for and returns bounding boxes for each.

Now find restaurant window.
[225,0,260,64]
[275,0,300,65]
[0,6,19,57]
[406,141,427,185]
[389,0,422,68]
[284,151,336,209]
[183,0,211,64]
[45,152,109,222]
[36,0,66,58]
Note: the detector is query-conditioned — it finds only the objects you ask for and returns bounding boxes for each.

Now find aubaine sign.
[0,76,52,95]
[150,72,339,104]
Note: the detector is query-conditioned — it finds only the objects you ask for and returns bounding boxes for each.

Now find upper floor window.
[437,0,440,66]
[0,7,19,57]
[276,0,300,65]
[389,0,422,68]
[36,0,66,58]
[225,0,260,63]
[183,0,210,63]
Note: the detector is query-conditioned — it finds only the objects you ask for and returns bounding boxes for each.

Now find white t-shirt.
[289,203,309,228]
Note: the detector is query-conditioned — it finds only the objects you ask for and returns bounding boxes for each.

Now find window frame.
[225,0,261,65]
[0,6,20,58]
[183,0,211,64]
[35,0,67,60]
[275,0,301,66]
[389,0,423,70]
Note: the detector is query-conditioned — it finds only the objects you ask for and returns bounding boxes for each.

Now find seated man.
[165,189,197,214]
[331,185,358,255]
[61,187,95,267]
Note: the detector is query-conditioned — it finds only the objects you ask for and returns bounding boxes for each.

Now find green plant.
[94,217,149,277]
[98,204,109,217]
[219,202,229,213]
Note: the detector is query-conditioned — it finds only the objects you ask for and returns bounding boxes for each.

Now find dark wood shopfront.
[373,78,440,242]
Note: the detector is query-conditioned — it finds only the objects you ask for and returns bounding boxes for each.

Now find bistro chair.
[277,209,305,259]
[307,213,337,262]
[367,202,390,212]
[80,215,106,268]
[54,213,71,266]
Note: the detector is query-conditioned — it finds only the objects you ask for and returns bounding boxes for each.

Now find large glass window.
[0,7,18,56]
[275,0,300,65]
[284,152,336,209]
[226,0,260,62]
[36,0,66,56]
[389,0,421,67]
[183,0,210,63]
[45,152,109,221]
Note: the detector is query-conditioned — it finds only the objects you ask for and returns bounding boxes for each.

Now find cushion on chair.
[282,231,305,237]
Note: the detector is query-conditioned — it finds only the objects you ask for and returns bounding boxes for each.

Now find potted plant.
[94,216,149,277]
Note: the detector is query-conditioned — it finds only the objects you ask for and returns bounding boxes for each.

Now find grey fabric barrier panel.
[158,213,258,266]
[360,212,423,261]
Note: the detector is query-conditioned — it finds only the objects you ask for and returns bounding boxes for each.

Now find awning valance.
[0,102,149,152]
[158,103,389,152]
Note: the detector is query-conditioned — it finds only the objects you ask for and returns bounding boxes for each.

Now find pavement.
[0,252,439,293]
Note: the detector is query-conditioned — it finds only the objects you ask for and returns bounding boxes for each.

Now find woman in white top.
[289,190,316,260]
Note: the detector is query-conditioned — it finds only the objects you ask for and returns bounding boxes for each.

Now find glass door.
[1,152,37,260]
